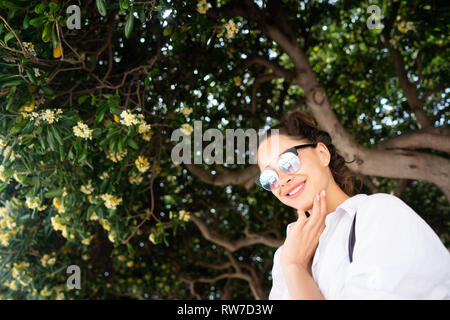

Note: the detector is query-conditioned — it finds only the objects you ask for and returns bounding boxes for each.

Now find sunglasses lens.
[279,152,300,174]
[259,170,279,191]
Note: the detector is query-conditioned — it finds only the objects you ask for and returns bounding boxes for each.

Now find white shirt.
[268,193,450,299]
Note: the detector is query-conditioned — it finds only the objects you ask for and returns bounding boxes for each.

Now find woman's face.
[257,134,332,211]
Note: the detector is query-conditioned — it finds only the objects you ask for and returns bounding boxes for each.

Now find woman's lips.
[285,180,306,199]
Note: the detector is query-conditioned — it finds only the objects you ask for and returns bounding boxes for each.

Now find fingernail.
[321,189,326,197]
[316,194,320,201]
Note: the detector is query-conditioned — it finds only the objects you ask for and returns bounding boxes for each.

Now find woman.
[256,109,450,299]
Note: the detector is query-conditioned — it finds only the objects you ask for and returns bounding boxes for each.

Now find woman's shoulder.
[356,192,417,218]
[354,193,443,245]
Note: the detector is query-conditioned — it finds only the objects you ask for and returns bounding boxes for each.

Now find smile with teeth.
[287,182,305,196]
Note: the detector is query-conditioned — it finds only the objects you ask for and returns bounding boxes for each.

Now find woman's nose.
[278,171,293,187]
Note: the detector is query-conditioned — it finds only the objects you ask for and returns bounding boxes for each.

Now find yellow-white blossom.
[0,165,9,182]
[40,109,63,124]
[196,0,211,14]
[80,179,94,194]
[149,232,157,244]
[119,109,140,126]
[99,193,122,210]
[81,235,94,245]
[52,197,65,213]
[224,20,239,39]
[23,42,37,57]
[72,121,93,140]
[128,174,143,185]
[108,231,116,243]
[99,171,110,180]
[171,210,190,222]
[99,218,111,231]
[397,21,415,34]
[41,254,56,267]
[25,196,40,210]
[180,107,193,116]
[135,155,150,173]
[180,123,193,135]
[3,146,15,162]
[89,212,99,221]
[106,150,127,162]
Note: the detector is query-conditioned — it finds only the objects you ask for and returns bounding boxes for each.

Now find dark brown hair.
[258,109,355,196]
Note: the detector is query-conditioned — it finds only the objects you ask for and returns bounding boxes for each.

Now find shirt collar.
[334,193,368,217]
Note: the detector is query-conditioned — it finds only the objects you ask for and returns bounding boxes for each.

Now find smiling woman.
[256,109,450,300]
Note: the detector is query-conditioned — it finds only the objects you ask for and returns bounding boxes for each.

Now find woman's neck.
[325,181,350,215]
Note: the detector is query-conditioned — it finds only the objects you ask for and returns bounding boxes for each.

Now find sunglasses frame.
[256,143,318,191]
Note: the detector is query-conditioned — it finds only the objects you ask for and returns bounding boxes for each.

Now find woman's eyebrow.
[261,147,292,171]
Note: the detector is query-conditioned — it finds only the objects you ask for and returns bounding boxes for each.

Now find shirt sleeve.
[339,193,450,299]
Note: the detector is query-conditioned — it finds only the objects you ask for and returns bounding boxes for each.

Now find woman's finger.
[307,191,321,225]
[320,189,327,218]
[296,210,308,228]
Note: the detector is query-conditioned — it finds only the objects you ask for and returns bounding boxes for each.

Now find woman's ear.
[316,142,331,167]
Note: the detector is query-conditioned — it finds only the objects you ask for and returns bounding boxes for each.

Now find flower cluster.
[2,146,15,162]
[180,123,193,135]
[118,110,153,141]
[21,108,63,126]
[135,155,150,173]
[99,193,122,210]
[0,206,19,246]
[180,106,193,116]
[169,210,191,222]
[99,171,110,180]
[25,196,47,211]
[106,149,127,162]
[0,164,9,183]
[52,197,65,213]
[80,179,94,195]
[217,20,239,39]
[196,0,211,14]
[397,21,415,34]
[72,121,93,140]
[51,214,74,240]
[119,109,140,127]
[40,253,56,267]
[128,173,143,185]
[23,42,37,56]
[99,218,117,243]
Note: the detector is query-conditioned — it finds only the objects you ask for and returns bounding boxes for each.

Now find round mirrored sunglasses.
[256,143,317,191]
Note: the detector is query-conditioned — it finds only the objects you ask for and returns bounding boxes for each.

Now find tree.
[0,0,448,300]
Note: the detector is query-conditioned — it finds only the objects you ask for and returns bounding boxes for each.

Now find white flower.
[180,124,193,135]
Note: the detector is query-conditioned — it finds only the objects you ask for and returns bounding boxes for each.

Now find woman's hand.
[280,189,328,273]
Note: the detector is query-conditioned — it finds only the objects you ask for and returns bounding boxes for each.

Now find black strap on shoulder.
[348,213,357,263]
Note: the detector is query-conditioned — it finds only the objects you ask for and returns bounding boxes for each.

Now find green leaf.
[51,24,58,49]
[42,22,51,43]
[46,126,57,151]
[44,189,63,198]
[4,31,14,45]
[127,138,139,150]
[29,16,46,27]
[96,0,107,17]
[77,95,90,105]
[22,12,30,29]
[34,3,46,14]
[49,2,59,15]
[51,125,63,146]
[95,107,107,124]
[124,10,134,39]
[117,136,125,153]
[40,86,55,98]
[78,143,88,162]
